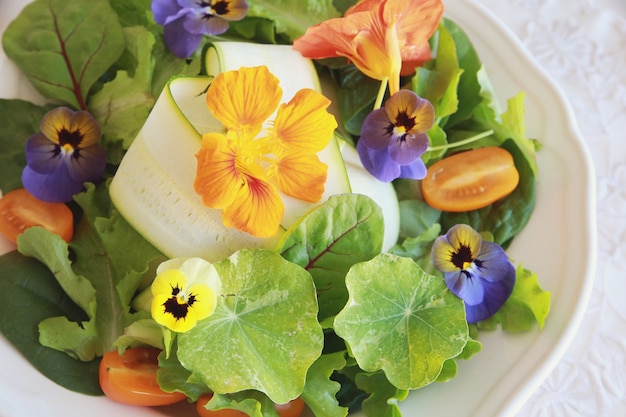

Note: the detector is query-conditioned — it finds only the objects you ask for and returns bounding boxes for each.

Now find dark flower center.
[395,110,416,132]
[212,0,229,15]
[450,244,474,270]
[199,0,229,17]
[57,128,84,149]
[163,284,197,321]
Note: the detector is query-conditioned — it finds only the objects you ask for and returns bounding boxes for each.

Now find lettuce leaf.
[246,0,341,41]
[17,182,163,361]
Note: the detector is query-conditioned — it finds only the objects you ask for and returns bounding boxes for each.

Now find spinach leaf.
[279,194,384,319]
[0,99,55,194]
[2,0,125,110]
[0,251,101,395]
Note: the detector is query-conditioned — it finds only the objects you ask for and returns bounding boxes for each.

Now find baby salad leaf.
[2,0,125,110]
[279,194,384,320]
[356,371,408,417]
[302,352,349,417]
[178,249,323,404]
[0,99,56,194]
[334,253,468,390]
[439,18,482,128]
[17,182,163,361]
[0,250,102,395]
[478,265,551,331]
[246,0,341,41]
[89,26,157,164]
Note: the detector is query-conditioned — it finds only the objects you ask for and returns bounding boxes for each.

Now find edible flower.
[293,0,444,95]
[194,66,336,238]
[151,257,222,333]
[431,224,516,323]
[22,107,106,203]
[357,89,434,182]
[152,0,249,58]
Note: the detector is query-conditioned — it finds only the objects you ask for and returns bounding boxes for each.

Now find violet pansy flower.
[357,89,434,182]
[22,107,106,203]
[152,0,249,58]
[431,224,516,323]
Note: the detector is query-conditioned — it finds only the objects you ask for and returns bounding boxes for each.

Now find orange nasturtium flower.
[194,66,337,238]
[293,0,444,95]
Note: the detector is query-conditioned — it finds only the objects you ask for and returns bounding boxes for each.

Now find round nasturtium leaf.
[334,253,468,390]
[177,249,323,404]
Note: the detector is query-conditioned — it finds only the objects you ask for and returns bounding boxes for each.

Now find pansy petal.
[273,152,327,203]
[271,89,336,153]
[25,133,63,174]
[399,157,427,180]
[151,0,182,25]
[183,12,229,36]
[163,17,203,58]
[221,175,283,238]
[444,270,485,306]
[385,90,435,135]
[360,108,393,150]
[474,241,517,283]
[21,165,83,203]
[178,258,222,295]
[69,111,101,147]
[357,139,400,182]
[446,224,482,263]
[40,107,73,145]
[151,269,188,297]
[464,275,515,323]
[194,133,246,209]
[213,0,249,20]
[66,144,107,184]
[388,131,429,165]
[431,236,460,272]
[187,283,217,320]
[206,66,281,137]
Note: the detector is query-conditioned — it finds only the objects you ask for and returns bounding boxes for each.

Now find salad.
[0,1,552,417]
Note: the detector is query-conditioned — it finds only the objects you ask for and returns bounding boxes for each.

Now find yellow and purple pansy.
[357,89,434,182]
[22,106,106,203]
[151,257,222,333]
[151,0,249,58]
[431,224,516,323]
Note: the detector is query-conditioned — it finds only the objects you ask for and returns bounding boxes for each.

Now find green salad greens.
[0,0,551,416]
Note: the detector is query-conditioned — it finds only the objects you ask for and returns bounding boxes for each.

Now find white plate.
[0,0,596,416]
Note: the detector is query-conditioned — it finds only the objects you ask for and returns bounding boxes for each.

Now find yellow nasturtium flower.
[194,65,337,238]
[151,258,222,333]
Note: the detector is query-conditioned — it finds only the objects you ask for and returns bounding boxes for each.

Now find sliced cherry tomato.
[274,397,305,417]
[421,146,520,212]
[196,394,305,417]
[0,188,73,243]
[99,347,186,407]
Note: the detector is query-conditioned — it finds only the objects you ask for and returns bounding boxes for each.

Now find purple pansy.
[152,0,249,58]
[22,107,106,203]
[431,224,516,323]
[357,89,434,182]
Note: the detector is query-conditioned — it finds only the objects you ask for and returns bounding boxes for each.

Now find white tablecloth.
[473,1,626,416]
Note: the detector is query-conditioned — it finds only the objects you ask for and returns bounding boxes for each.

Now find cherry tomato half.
[421,146,520,212]
[99,347,186,407]
[196,394,305,417]
[0,188,73,243]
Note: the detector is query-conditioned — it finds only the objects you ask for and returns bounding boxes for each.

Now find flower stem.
[373,78,389,110]
[427,129,494,152]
